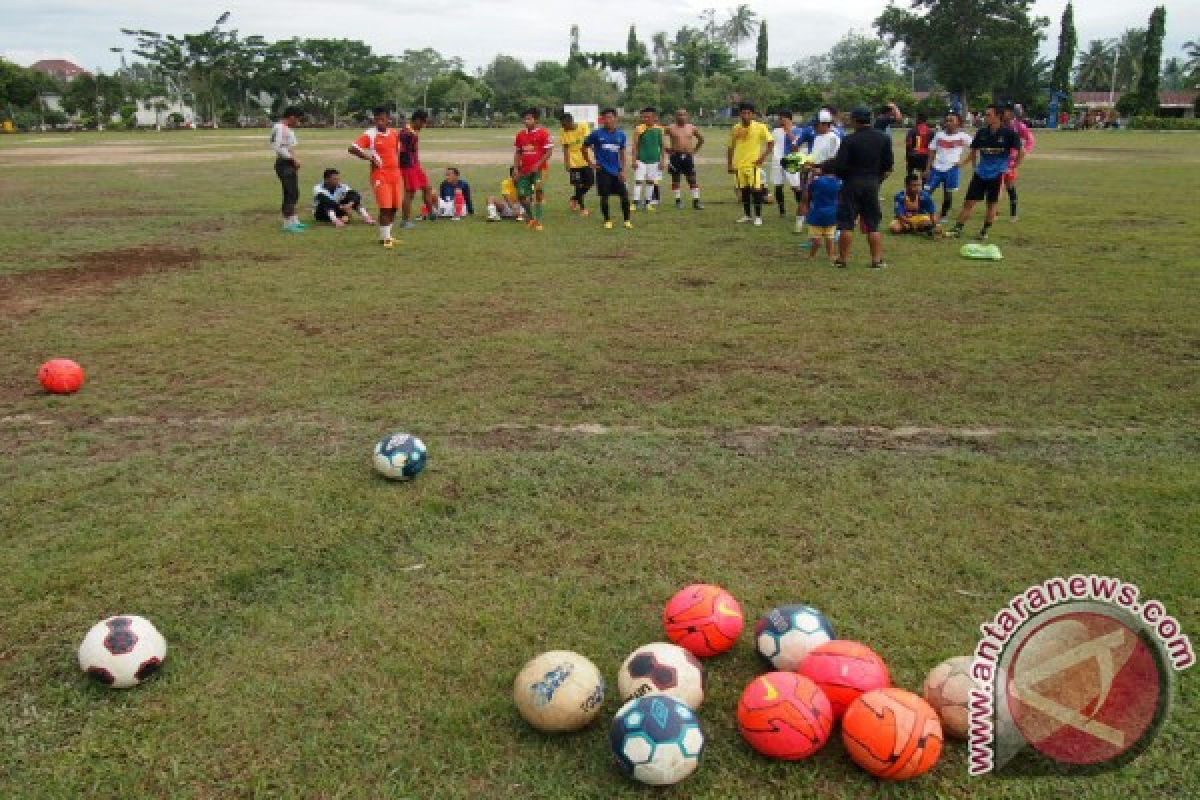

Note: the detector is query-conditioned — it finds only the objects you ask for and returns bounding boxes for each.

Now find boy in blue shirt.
[582,108,633,229]
[889,174,938,235]
[805,164,842,262]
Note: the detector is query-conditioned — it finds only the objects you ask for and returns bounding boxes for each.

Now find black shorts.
[965,173,1003,204]
[668,153,697,180]
[905,153,929,175]
[836,180,883,233]
[569,167,595,190]
[596,170,627,197]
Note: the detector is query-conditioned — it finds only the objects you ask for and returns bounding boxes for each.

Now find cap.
[850,106,871,123]
[817,110,834,123]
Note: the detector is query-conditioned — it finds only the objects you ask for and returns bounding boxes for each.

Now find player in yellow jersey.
[560,113,594,216]
[726,102,773,226]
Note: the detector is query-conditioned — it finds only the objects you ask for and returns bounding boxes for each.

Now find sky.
[1,0,1196,76]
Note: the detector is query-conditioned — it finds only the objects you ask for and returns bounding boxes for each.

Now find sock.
[600,197,611,221]
[953,220,964,231]
[741,190,752,217]
[674,188,682,200]
[381,224,392,241]
[534,203,543,222]
[620,195,631,221]
[487,202,498,218]
[633,184,643,205]
[774,185,786,213]
[327,211,338,223]
[753,191,763,218]
[1007,187,1018,216]
[981,222,992,235]
[692,187,701,200]
[941,194,953,218]
[651,184,660,205]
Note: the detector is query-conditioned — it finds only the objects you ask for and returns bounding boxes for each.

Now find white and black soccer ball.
[372,432,428,480]
[78,615,167,689]
[755,604,836,671]
[617,642,706,709]
[610,694,704,786]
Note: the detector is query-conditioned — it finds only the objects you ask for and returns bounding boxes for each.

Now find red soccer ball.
[798,640,891,720]
[663,583,744,657]
[39,358,86,394]
[738,671,834,759]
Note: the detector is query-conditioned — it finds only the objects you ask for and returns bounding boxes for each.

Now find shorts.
[836,180,883,233]
[965,173,1004,204]
[809,224,837,239]
[733,165,766,191]
[890,214,935,232]
[569,166,595,190]
[925,166,960,192]
[516,170,545,197]
[371,171,404,209]
[635,161,662,182]
[400,166,430,192]
[668,153,697,182]
[596,170,626,197]
[906,153,930,174]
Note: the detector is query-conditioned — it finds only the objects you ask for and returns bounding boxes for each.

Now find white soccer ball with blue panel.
[754,603,836,671]
[372,432,428,480]
[609,694,704,786]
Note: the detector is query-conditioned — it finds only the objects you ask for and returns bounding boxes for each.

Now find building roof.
[29,59,90,80]
[1073,90,1198,108]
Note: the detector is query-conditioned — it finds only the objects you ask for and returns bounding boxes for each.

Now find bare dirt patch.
[0,245,202,317]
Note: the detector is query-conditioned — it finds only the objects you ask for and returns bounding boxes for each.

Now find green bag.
[960,243,1003,260]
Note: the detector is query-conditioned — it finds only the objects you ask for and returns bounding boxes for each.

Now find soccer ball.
[798,640,891,720]
[842,687,944,780]
[77,615,167,689]
[610,694,704,786]
[922,656,976,739]
[737,672,834,760]
[663,584,744,658]
[513,651,605,732]
[39,358,85,394]
[755,604,836,671]
[617,642,706,709]
[372,432,428,480]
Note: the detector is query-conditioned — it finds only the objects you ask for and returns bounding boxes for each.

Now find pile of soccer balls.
[513,583,976,786]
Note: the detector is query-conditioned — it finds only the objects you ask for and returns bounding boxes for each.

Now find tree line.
[1,2,1194,130]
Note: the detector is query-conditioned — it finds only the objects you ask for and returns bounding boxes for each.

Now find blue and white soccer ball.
[754,604,836,671]
[372,432,428,480]
[609,694,704,786]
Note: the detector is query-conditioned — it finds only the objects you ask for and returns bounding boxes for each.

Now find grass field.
[1,125,1198,799]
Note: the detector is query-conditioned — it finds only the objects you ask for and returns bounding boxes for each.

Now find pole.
[1108,44,1120,107]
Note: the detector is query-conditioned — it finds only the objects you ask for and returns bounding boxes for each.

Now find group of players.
[268,99,1034,263]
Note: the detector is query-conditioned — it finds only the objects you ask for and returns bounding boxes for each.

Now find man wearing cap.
[831,106,894,269]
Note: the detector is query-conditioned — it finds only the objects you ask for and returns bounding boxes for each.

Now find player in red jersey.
[349,107,404,248]
[399,110,433,229]
[513,108,554,231]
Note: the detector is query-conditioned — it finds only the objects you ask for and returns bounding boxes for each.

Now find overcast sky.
[2,1,1195,75]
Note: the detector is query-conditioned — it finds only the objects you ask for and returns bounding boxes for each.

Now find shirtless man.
[665,109,706,210]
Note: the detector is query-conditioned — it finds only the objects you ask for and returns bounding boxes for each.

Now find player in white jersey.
[270,106,306,232]
[923,112,973,223]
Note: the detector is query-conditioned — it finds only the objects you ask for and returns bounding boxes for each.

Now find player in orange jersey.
[349,107,405,247]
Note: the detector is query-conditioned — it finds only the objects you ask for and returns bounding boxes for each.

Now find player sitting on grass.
[514,108,554,231]
[312,168,374,227]
[890,174,938,235]
[582,108,633,230]
[805,164,841,264]
[486,168,525,222]
[435,168,474,219]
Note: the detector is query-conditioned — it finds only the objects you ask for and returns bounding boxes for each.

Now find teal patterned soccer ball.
[610,694,704,786]
[755,604,836,671]
[372,432,428,480]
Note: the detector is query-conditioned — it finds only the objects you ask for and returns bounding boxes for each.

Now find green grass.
[1,127,1198,799]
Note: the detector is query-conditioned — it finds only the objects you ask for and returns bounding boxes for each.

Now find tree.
[693,73,734,116]
[1161,57,1186,91]
[1185,40,1200,82]
[484,55,530,112]
[1113,29,1147,92]
[626,26,649,89]
[724,4,759,65]
[1076,39,1114,91]
[876,0,1047,111]
[1050,2,1076,94]
[568,68,619,107]
[733,71,780,111]
[445,78,481,127]
[828,32,901,87]
[398,48,463,109]
[1132,7,1166,116]
[793,55,830,85]
[313,68,353,125]
[755,21,768,75]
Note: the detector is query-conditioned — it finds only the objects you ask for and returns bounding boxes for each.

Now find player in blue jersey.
[950,104,1024,240]
[805,164,842,263]
[582,108,633,229]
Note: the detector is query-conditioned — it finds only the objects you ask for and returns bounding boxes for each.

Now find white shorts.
[635,161,662,182]
[771,164,805,189]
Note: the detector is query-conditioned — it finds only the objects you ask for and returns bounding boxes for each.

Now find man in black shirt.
[832,106,894,269]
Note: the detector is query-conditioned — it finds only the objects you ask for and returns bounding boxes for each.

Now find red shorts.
[401,166,430,192]
[372,170,404,209]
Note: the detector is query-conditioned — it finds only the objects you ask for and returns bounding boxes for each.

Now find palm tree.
[724,4,758,65]
[1114,28,1146,92]
[1076,39,1114,91]
[1184,40,1200,81]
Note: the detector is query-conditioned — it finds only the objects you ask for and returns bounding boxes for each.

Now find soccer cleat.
[604,221,614,230]
[834,260,848,269]
[623,221,634,229]
[869,261,888,269]
[381,238,395,248]
[675,199,683,209]
[976,229,990,241]
[533,222,545,232]
[401,221,416,230]
[693,200,704,210]
[736,216,753,223]
[648,204,657,213]
[282,222,305,233]
[754,218,764,227]
[1009,215,1019,223]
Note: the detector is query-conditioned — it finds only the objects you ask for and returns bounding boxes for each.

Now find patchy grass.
[1,127,1197,799]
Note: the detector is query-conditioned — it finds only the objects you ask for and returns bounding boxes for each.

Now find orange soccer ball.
[38,358,86,394]
[663,584,744,657]
[737,672,834,760]
[842,687,944,780]
[797,640,891,720]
